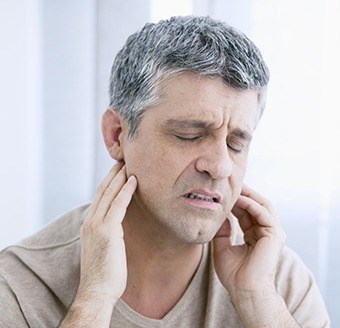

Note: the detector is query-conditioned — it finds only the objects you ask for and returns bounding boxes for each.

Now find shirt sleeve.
[275,246,331,328]
[0,273,29,327]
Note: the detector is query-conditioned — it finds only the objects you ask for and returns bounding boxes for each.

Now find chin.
[177,226,219,245]
[195,231,218,244]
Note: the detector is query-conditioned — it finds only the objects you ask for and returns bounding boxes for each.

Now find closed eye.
[175,135,202,141]
[227,136,247,154]
[227,144,242,153]
[227,140,248,153]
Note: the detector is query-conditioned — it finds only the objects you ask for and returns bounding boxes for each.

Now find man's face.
[122,72,259,245]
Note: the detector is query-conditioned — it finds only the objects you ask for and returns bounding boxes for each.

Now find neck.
[121,201,203,319]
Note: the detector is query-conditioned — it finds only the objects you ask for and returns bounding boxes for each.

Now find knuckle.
[80,221,109,241]
[104,186,115,196]
[95,202,107,216]
[112,197,124,209]
[81,217,99,232]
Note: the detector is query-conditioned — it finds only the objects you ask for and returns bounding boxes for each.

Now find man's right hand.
[59,162,137,327]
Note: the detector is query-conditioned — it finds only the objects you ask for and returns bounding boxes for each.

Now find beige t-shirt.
[0,204,330,327]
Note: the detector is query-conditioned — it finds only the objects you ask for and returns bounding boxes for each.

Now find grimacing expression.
[122,72,259,245]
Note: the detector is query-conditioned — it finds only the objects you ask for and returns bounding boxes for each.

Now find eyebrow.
[229,128,253,142]
[163,119,253,142]
[164,119,211,129]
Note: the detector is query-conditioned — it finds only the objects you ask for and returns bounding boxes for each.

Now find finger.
[235,195,274,227]
[243,226,267,247]
[93,162,124,204]
[243,230,256,247]
[93,166,129,221]
[106,175,138,224]
[87,162,124,218]
[244,225,286,252]
[244,225,273,241]
[231,203,253,232]
[241,184,275,214]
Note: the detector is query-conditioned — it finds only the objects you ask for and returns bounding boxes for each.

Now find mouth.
[181,190,221,204]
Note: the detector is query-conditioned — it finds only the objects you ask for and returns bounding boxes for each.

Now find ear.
[101,108,126,161]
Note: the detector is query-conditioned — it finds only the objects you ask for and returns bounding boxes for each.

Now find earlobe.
[101,108,125,161]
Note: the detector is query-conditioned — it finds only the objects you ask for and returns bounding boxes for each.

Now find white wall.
[42,0,97,222]
[0,0,151,247]
[0,0,43,247]
[94,0,151,185]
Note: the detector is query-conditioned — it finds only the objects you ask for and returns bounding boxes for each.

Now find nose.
[195,142,233,179]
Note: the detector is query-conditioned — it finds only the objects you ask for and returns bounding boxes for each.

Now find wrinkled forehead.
[152,72,260,132]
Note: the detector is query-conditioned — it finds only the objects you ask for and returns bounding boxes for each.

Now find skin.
[60,72,300,327]
[120,72,257,247]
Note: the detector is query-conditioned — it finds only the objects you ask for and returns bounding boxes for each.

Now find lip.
[181,189,222,204]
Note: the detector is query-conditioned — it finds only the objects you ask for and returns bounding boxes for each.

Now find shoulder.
[0,203,90,272]
[275,246,330,327]
[206,240,330,327]
[275,245,317,296]
[0,273,28,326]
[0,202,90,278]
[0,204,90,326]
[18,203,90,249]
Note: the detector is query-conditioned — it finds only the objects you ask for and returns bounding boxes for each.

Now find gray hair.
[109,16,269,137]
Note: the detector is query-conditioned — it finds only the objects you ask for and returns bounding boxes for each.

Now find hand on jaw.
[60,165,300,328]
[60,162,137,327]
[213,185,300,327]
[60,162,205,325]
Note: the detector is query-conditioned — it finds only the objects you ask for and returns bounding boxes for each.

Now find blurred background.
[0,0,339,324]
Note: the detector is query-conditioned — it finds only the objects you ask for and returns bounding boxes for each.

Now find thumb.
[213,218,232,254]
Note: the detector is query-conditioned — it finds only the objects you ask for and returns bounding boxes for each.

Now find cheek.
[230,156,248,195]
[124,141,185,190]
[232,147,249,176]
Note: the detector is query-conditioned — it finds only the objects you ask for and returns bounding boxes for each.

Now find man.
[0,16,330,327]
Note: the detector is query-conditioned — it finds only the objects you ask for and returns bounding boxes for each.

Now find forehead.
[149,72,259,132]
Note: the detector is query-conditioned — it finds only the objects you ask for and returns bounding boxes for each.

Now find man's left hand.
[213,185,300,327]
[213,184,285,297]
